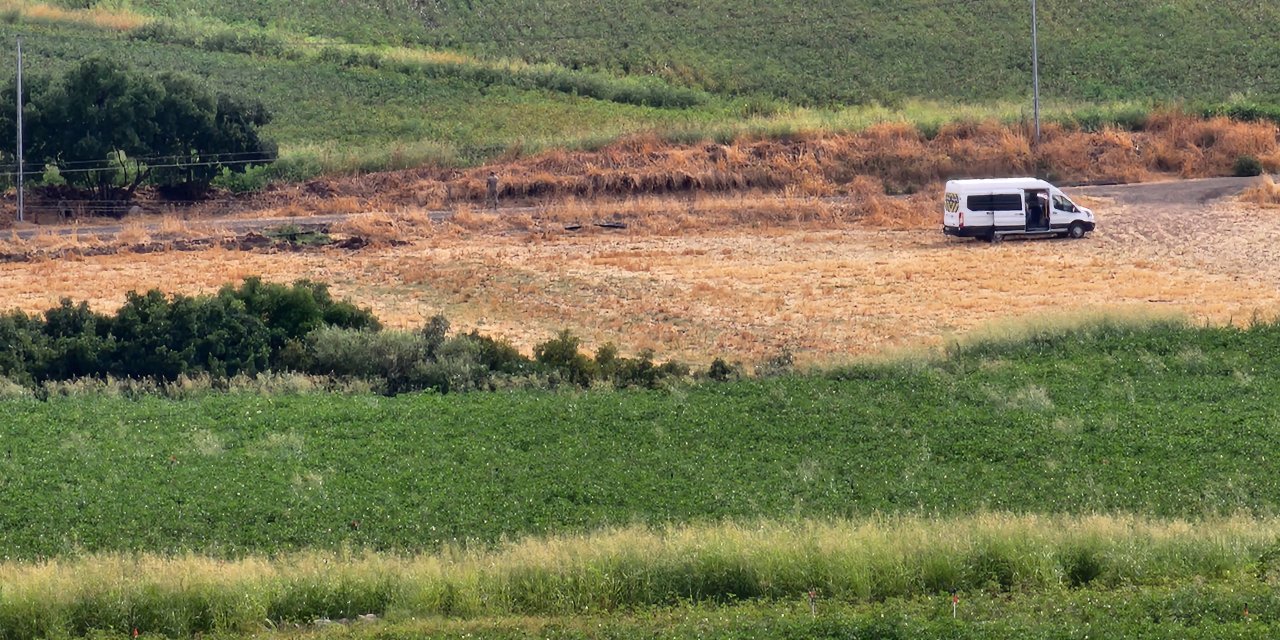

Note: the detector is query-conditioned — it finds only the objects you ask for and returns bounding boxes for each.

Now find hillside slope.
[3,1,1278,179]
[76,0,1280,104]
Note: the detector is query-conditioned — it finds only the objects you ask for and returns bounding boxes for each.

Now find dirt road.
[9,176,1268,241]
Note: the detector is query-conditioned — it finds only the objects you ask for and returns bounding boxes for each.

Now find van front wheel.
[1068,222,1087,239]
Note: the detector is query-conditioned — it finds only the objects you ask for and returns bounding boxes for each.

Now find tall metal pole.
[1031,0,1041,145]
[15,35,24,223]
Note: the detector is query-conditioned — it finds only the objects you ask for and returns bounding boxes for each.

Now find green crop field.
[5,2,1280,634]
[4,317,1280,637]
[2,317,1279,558]
[74,0,1280,105]
[2,0,1278,179]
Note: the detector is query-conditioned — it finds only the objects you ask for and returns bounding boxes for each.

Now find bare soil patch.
[2,187,1276,366]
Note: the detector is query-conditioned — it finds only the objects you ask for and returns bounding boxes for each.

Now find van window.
[967,194,1022,211]
[1053,195,1077,212]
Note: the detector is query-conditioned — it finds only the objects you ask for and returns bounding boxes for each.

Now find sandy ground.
[2,185,1278,366]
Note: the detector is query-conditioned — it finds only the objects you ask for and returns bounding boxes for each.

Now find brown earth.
[2,178,1277,366]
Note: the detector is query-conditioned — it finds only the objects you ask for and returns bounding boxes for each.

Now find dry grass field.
[2,182,1278,366]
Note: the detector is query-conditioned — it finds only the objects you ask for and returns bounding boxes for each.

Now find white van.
[943,178,1095,241]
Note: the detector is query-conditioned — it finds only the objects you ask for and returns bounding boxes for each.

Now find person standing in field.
[486,171,500,210]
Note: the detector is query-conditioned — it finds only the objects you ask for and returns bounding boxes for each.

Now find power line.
[0,156,277,179]
[0,150,278,171]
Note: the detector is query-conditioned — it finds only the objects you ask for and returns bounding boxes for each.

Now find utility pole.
[1030,0,1041,144]
[15,35,24,223]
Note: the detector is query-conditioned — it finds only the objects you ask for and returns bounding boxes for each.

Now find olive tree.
[0,57,276,207]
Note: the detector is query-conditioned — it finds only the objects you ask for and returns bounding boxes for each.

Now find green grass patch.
[7,1,1280,182]
[3,317,1280,556]
[66,0,1280,106]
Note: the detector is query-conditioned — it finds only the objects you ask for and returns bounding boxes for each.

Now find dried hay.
[1241,175,1280,208]
[114,218,151,245]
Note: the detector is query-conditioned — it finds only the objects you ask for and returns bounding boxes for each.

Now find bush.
[0,279,384,386]
[534,330,596,387]
[220,277,380,368]
[307,327,427,394]
[0,284,697,394]
[107,290,271,380]
[211,164,274,193]
[706,358,740,382]
[201,29,286,57]
[755,347,795,378]
[0,310,45,385]
[465,330,533,375]
[1234,155,1264,177]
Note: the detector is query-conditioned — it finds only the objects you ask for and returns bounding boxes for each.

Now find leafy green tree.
[534,330,596,387]
[23,58,162,201]
[0,57,275,205]
[0,311,47,385]
[39,299,112,382]
[219,278,380,368]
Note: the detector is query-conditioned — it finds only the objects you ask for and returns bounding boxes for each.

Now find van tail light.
[959,211,965,228]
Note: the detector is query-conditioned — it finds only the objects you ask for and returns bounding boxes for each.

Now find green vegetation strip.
[3,516,1280,637]
[7,2,1280,181]
[4,317,1280,556]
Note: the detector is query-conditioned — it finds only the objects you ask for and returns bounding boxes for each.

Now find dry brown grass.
[113,218,152,245]
[429,191,920,237]
[2,0,148,30]
[330,209,436,245]
[1242,175,1280,208]
[246,113,1276,221]
[4,194,1279,366]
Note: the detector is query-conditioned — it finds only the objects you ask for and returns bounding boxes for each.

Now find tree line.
[0,57,276,208]
[0,278,726,396]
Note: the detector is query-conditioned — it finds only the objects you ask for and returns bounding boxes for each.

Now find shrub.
[422,315,450,358]
[0,310,45,385]
[466,331,533,375]
[706,357,740,382]
[420,335,493,393]
[39,164,66,187]
[200,29,286,57]
[534,330,596,387]
[107,290,272,380]
[220,277,380,368]
[755,347,795,378]
[1234,155,1264,177]
[38,299,112,381]
[306,327,428,394]
[211,164,274,193]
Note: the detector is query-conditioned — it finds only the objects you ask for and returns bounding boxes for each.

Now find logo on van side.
[944,192,960,213]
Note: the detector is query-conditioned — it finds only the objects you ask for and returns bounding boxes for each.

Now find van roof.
[945,177,1055,191]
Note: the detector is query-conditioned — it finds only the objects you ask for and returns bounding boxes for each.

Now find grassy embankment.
[1,0,1277,184]
[3,316,1280,635]
[3,516,1280,638]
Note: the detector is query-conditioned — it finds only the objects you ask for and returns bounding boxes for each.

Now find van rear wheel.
[1068,222,1086,239]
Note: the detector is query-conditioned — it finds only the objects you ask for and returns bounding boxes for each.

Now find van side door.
[991,192,1024,232]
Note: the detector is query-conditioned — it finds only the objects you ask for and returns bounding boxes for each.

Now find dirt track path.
[9,176,1270,241]
[1073,176,1280,289]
